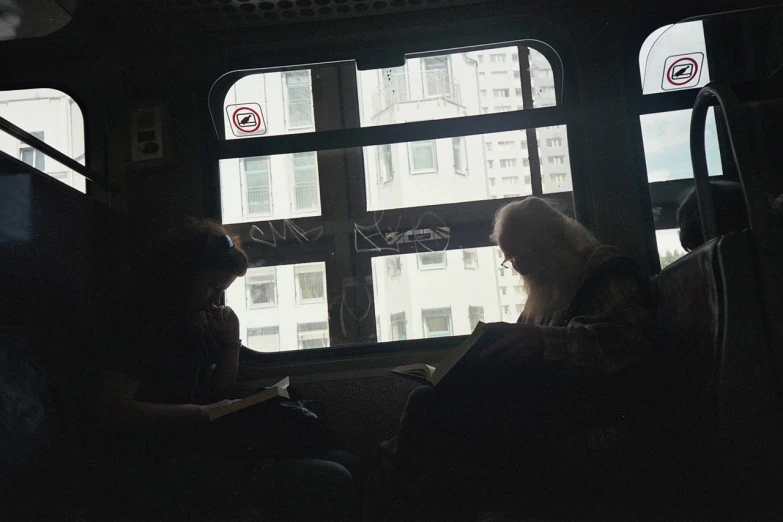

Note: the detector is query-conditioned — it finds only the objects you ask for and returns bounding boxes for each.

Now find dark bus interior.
[2,0,783,519]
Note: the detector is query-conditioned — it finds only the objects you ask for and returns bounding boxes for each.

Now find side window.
[213,40,568,352]
[0,89,86,193]
[638,22,723,269]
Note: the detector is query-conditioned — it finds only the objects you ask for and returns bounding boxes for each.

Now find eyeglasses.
[501,256,520,272]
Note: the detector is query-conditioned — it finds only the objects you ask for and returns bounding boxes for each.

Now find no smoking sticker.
[226,103,267,137]
[662,53,704,91]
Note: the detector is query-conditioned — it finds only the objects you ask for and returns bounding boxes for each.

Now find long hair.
[491,197,598,319]
[133,218,248,306]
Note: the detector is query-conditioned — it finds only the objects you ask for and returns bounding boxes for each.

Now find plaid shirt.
[520,246,656,377]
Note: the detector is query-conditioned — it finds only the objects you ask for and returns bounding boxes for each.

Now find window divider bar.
[518,45,544,197]
[217,106,567,159]
[0,114,102,184]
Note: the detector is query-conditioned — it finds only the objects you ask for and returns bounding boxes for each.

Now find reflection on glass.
[656,228,686,268]
[640,108,723,183]
[372,246,527,343]
[0,88,86,193]
[226,262,329,353]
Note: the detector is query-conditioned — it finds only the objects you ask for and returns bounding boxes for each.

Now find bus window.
[640,108,723,183]
[212,40,569,352]
[638,21,725,269]
[0,88,86,193]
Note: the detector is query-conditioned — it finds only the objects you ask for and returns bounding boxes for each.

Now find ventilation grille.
[134,0,496,28]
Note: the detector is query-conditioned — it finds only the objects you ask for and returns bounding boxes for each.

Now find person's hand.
[201,399,242,421]
[479,322,545,365]
[206,304,240,346]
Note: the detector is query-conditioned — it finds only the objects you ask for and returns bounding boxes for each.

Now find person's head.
[677,181,748,252]
[143,218,248,310]
[490,197,598,285]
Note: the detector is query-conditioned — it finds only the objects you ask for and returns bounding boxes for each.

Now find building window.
[284,70,314,128]
[468,305,484,330]
[493,89,510,98]
[522,158,530,167]
[540,69,554,78]
[478,55,484,63]
[498,141,515,150]
[391,312,407,341]
[514,71,521,79]
[516,304,524,314]
[503,305,510,314]
[418,251,446,269]
[422,56,451,98]
[491,71,508,78]
[480,89,487,97]
[546,137,563,147]
[511,53,519,62]
[495,106,512,112]
[246,268,277,308]
[297,322,329,349]
[540,86,556,96]
[501,176,519,185]
[452,137,467,175]
[463,249,478,269]
[19,131,45,171]
[243,157,272,216]
[499,268,506,277]
[422,307,452,338]
[292,152,319,212]
[490,53,506,63]
[379,143,394,182]
[487,159,494,169]
[489,178,496,186]
[496,249,504,260]
[479,72,485,81]
[513,285,523,295]
[501,286,507,296]
[247,326,280,352]
[550,172,568,184]
[524,175,531,184]
[515,88,522,97]
[499,159,517,168]
[387,255,402,277]
[548,155,565,165]
[295,264,326,303]
[409,140,438,173]
[485,143,492,152]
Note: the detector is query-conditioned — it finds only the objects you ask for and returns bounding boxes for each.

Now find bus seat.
[651,229,779,517]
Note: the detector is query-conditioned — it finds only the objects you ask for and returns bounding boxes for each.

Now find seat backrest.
[655,237,723,435]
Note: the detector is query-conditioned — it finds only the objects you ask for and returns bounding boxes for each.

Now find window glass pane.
[640,108,723,182]
[364,126,570,211]
[536,125,573,194]
[220,152,322,224]
[225,262,328,352]
[372,246,528,342]
[358,45,556,128]
[0,88,86,193]
[656,228,687,268]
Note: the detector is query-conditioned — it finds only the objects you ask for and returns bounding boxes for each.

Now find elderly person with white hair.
[367,197,657,521]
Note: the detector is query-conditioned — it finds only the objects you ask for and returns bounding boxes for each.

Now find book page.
[430,322,487,386]
[208,376,290,421]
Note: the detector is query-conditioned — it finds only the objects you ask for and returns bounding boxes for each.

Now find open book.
[208,377,290,421]
[389,322,500,386]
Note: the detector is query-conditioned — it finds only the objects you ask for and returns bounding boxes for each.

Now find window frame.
[294,263,327,304]
[422,307,453,338]
[283,70,315,130]
[242,156,273,218]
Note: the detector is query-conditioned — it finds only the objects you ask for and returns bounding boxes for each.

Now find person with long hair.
[368,197,657,520]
